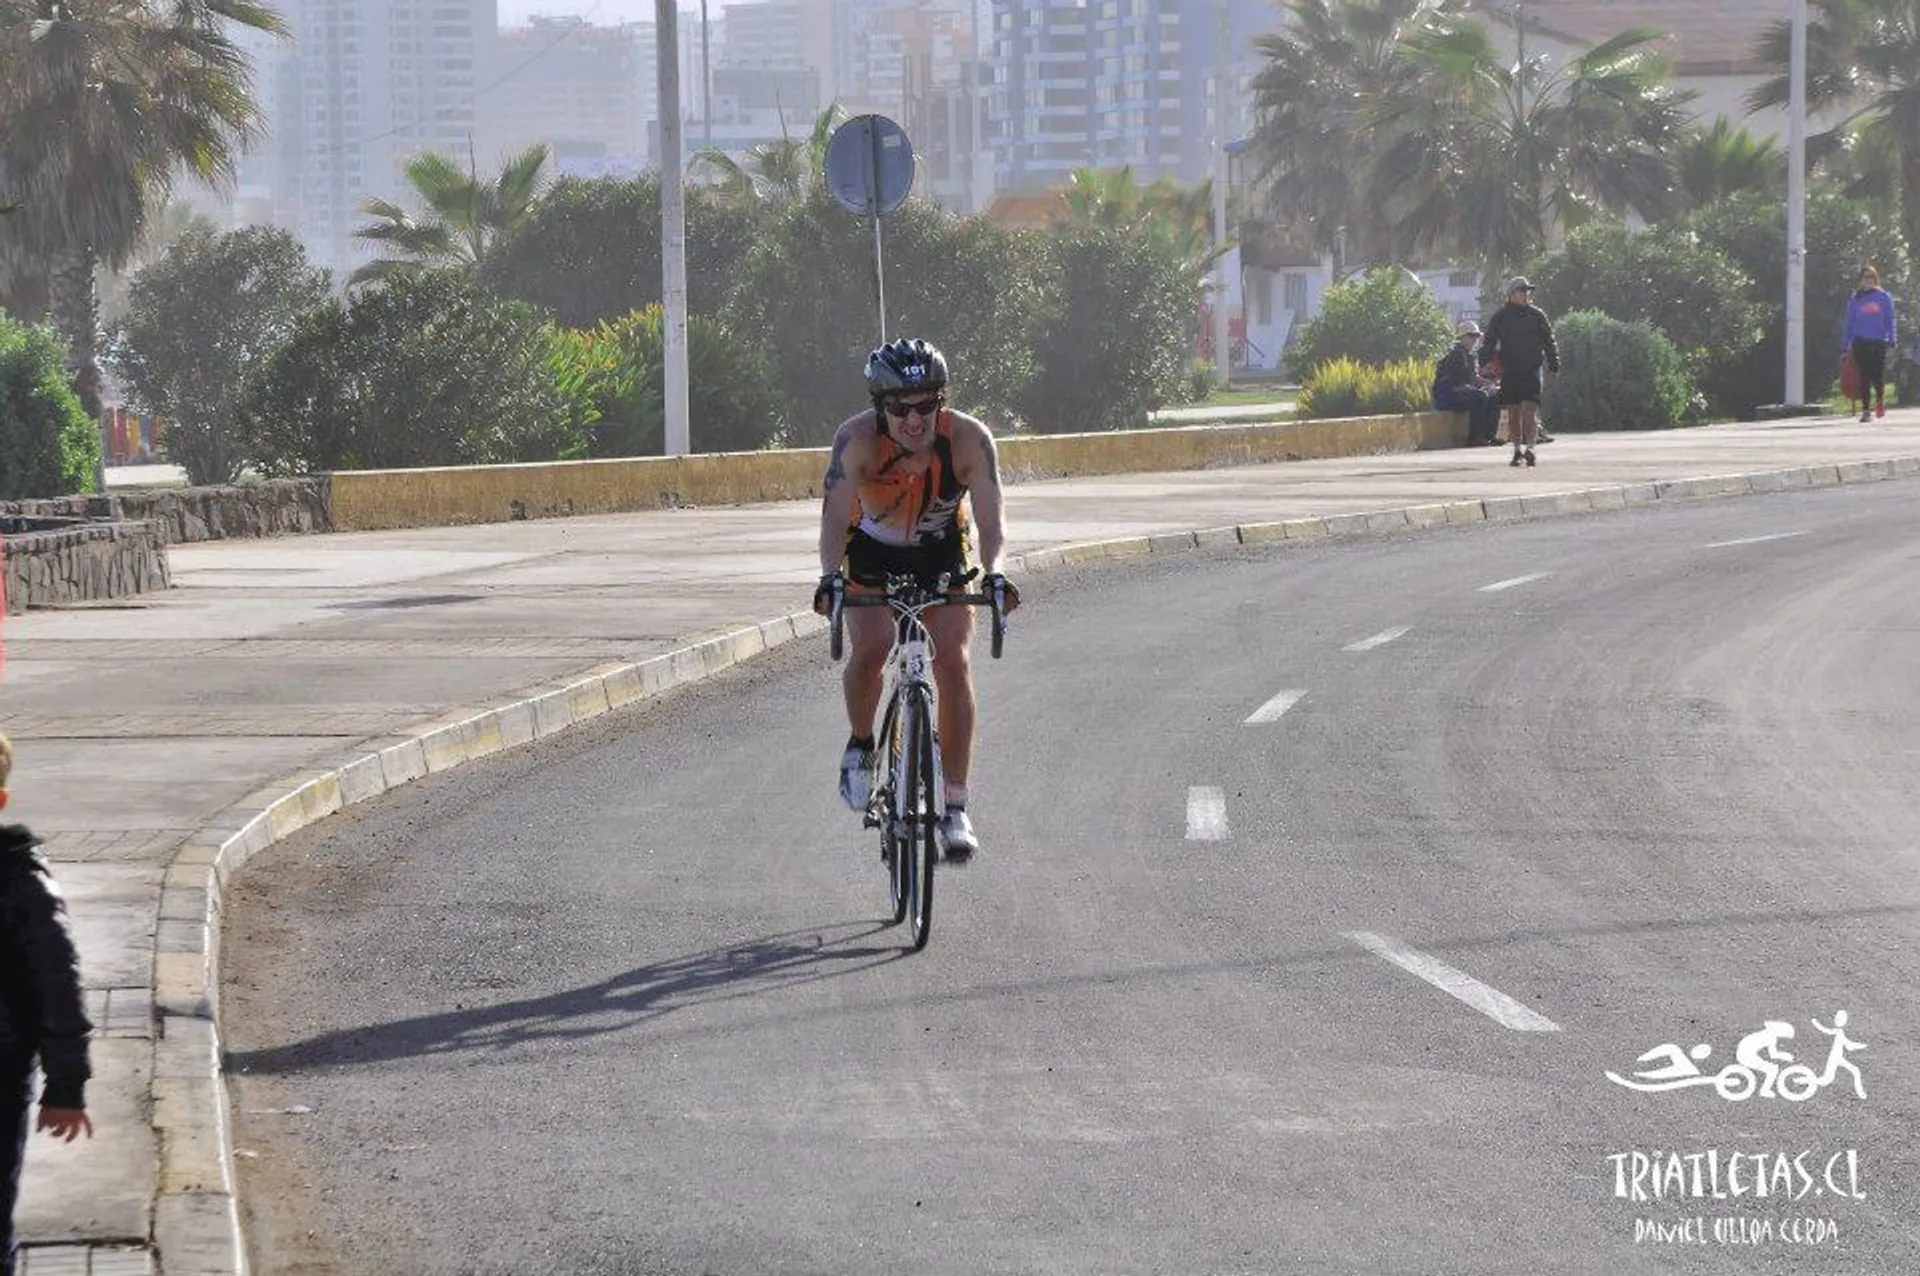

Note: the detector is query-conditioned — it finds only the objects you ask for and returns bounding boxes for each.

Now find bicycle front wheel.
[901,684,938,950]
[877,700,909,926]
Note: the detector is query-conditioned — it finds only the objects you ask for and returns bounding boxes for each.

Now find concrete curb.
[146,452,1920,1272]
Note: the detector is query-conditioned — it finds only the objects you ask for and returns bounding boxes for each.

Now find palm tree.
[99,198,221,327]
[1673,117,1785,212]
[1055,166,1223,281]
[0,0,284,415]
[352,142,553,286]
[1247,0,1457,273]
[1749,0,1920,264]
[690,103,848,208]
[1365,20,1693,282]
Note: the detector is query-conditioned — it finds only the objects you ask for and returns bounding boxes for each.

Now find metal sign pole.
[825,113,915,346]
[872,215,887,345]
[867,119,887,343]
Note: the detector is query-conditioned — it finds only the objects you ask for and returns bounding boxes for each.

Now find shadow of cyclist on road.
[226,919,902,1075]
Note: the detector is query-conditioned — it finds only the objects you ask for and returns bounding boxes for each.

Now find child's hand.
[36,1107,93,1142]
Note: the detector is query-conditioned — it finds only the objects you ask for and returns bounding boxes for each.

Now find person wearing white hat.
[1432,319,1501,445]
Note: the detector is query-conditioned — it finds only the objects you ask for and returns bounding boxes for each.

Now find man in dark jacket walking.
[0,734,94,1276]
[1479,276,1561,467]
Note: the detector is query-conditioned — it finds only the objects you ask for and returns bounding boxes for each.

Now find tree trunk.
[0,250,51,324]
[47,244,103,421]
[1904,138,1920,303]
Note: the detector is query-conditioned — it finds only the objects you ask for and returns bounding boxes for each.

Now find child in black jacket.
[0,732,93,1276]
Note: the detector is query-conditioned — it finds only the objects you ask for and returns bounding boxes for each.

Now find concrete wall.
[327,411,1468,532]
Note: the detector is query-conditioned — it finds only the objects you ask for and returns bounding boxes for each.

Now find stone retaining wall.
[2,517,171,615]
[0,477,329,545]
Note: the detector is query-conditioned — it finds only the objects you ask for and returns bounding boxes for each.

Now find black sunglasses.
[883,396,944,419]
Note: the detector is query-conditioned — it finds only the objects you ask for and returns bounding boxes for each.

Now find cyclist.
[812,338,1020,862]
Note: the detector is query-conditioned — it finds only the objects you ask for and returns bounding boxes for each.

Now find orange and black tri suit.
[844,409,972,587]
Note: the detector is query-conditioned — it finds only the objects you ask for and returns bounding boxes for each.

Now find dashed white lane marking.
[1479,572,1551,593]
[1344,931,1562,1032]
[1704,531,1807,549]
[1244,689,1307,724]
[1344,627,1409,652]
[1186,787,1229,841]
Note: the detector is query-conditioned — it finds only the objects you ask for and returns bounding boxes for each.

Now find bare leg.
[843,607,892,739]
[927,605,977,801]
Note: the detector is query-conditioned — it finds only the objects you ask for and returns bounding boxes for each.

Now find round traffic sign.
[825,115,916,217]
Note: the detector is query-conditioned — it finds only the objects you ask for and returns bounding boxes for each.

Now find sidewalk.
[10,411,1920,1275]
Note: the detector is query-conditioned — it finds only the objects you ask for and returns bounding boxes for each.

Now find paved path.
[9,411,1920,1274]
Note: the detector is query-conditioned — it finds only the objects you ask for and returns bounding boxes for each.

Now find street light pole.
[1212,1,1231,387]
[701,0,713,159]
[967,0,979,213]
[657,0,690,455]
[1786,0,1808,405]
[1514,0,1525,119]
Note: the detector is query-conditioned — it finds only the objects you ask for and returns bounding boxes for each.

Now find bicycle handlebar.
[827,578,1009,661]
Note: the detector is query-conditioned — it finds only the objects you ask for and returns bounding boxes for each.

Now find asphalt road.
[222,484,1920,1276]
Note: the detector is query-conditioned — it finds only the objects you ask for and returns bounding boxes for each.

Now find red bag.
[1839,351,1861,401]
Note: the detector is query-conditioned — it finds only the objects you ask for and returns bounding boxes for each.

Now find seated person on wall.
[1433,320,1502,445]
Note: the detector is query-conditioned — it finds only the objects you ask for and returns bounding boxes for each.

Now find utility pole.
[1212,1,1232,387]
[701,0,713,159]
[657,0,690,455]
[1786,0,1808,404]
[967,0,979,213]
[1514,0,1525,119]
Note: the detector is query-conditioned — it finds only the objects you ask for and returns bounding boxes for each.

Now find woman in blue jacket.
[1843,265,1898,421]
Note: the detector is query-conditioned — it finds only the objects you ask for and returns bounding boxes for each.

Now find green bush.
[1285,268,1453,382]
[549,307,785,456]
[0,318,98,498]
[722,190,1049,444]
[1526,222,1766,417]
[1016,225,1200,432]
[108,225,331,486]
[481,177,759,327]
[1539,311,1695,431]
[245,271,577,475]
[1681,193,1910,416]
[1297,357,1432,419]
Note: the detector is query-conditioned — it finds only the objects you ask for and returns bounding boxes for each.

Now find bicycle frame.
[828,570,1006,950]
[869,588,950,830]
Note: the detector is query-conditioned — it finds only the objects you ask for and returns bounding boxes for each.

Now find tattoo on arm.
[823,435,848,494]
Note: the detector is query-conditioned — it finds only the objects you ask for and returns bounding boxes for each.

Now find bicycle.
[828,569,1008,951]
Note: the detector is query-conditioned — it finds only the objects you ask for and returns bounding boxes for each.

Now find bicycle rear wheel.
[901,685,938,950]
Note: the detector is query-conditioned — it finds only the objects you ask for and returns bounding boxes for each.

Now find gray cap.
[1506,276,1534,294]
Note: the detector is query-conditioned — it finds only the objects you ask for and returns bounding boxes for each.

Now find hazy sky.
[498,0,737,26]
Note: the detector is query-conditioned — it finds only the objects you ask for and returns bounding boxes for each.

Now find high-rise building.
[280,0,499,276]
[487,17,649,177]
[985,0,1274,194]
[631,8,709,166]
[721,0,837,107]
